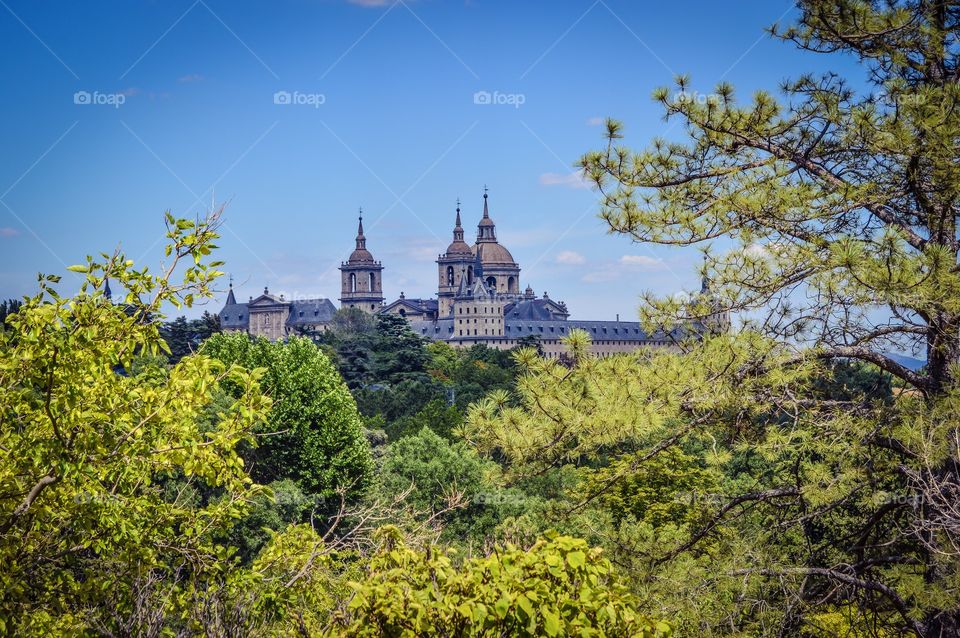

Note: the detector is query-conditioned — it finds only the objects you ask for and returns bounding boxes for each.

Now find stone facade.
[218,285,337,339]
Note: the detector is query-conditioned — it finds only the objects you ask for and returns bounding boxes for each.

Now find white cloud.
[178,73,204,83]
[538,170,591,189]
[556,250,586,265]
[586,116,604,126]
[582,254,666,282]
[0,227,18,238]
[619,255,665,270]
[581,269,619,283]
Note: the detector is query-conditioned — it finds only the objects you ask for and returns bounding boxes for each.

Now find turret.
[340,209,384,313]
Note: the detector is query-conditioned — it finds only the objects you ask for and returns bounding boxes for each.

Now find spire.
[453,199,464,243]
[356,208,366,250]
[225,275,236,305]
[700,255,710,293]
[455,266,471,298]
[477,186,496,242]
[473,244,484,280]
[104,277,112,300]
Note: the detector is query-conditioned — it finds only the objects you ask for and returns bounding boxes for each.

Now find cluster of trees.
[3,1,960,635]
[314,309,519,442]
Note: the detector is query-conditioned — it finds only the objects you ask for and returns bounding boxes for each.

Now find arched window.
[349,273,357,292]
[507,276,515,292]
[486,276,496,289]
[399,308,406,317]
[369,272,376,291]
[447,266,454,286]
[467,266,473,285]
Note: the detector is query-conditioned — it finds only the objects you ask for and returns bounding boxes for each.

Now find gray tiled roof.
[219,303,250,329]
[503,298,568,321]
[286,298,337,326]
[406,317,695,343]
[218,297,337,330]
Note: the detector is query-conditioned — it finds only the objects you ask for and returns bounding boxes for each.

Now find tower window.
[447,266,454,286]
[349,273,357,293]
[369,273,376,291]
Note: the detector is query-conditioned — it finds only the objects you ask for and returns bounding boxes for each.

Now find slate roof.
[406,317,696,344]
[503,298,568,321]
[218,297,337,330]
[219,303,249,330]
[286,298,337,326]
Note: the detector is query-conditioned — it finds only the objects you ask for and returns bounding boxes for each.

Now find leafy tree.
[379,427,517,544]
[579,1,960,398]
[386,398,463,441]
[0,298,21,327]
[228,479,315,563]
[0,213,271,635]
[159,311,221,364]
[466,334,943,634]
[202,333,373,499]
[329,528,671,637]
[564,1,960,634]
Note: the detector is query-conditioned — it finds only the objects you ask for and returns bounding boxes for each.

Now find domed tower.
[472,188,520,296]
[437,200,474,317]
[339,211,384,313]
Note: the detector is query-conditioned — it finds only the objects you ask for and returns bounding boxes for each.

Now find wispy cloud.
[539,170,590,189]
[582,254,666,283]
[619,255,664,269]
[586,116,604,126]
[178,73,204,83]
[556,250,585,265]
[0,227,19,238]
[348,0,398,6]
[119,87,141,97]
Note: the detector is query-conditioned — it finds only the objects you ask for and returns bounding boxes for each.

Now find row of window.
[458,306,500,315]
[223,308,327,322]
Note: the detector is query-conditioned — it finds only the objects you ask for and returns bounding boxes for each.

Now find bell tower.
[437,199,474,317]
[339,210,384,313]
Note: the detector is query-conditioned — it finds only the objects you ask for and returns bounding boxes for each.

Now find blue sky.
[0,0,865,321]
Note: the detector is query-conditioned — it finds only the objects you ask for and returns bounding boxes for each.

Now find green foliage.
[202,332,373,499]
[0,213,271,635]
[330,528,671,637]
[159,311,221,364]
[0,298,22,329]
[386,397,463,441]
[380,427,519,544]
[579,1,960,397]
[228,479,314,563]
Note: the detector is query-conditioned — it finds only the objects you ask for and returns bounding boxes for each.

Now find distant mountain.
[885,352,926,371]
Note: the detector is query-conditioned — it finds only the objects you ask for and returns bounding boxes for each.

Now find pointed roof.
[225,278,236,305]
[477,188,496,242]
[455,266,471,299]
[444,199,472,257]
[104,277,112,300]
[347,208,376,264]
